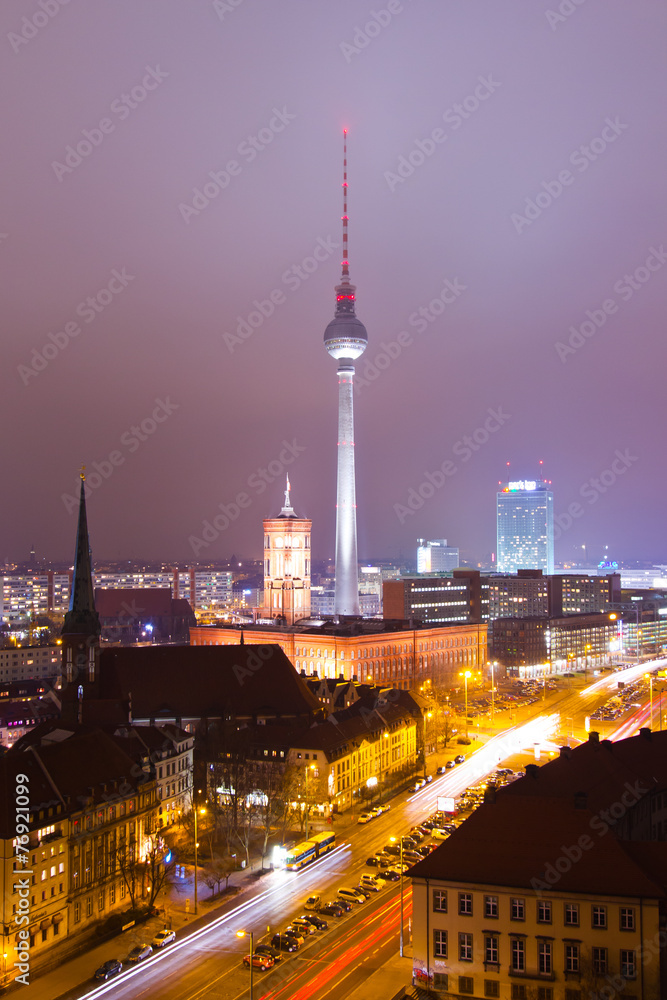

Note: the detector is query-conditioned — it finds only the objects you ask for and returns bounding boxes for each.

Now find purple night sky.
[2,0,665,568]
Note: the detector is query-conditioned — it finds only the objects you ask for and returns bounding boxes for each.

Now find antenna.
[342,129,349,279]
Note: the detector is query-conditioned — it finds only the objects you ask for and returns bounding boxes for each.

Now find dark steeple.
[61,470,101,719]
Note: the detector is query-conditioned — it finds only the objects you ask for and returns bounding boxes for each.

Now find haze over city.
[2,0,666,567]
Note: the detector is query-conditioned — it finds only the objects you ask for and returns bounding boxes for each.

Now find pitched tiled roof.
[97,643,321,722]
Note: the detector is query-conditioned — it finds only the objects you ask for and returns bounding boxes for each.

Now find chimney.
[574,791,587,809]
[559,746,572,759]
[588,731,600,744]
[525,764,540,779]
[484,785,496,804]
[640,727,652,741]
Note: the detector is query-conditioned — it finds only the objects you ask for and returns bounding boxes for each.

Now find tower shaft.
[334,362,360,616]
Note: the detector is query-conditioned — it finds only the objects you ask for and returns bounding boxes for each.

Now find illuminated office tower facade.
[496,479,554,574]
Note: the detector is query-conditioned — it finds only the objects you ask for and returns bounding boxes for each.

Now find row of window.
[433,930,636,978]
[436,890,636,931]
[429,976,634,1000]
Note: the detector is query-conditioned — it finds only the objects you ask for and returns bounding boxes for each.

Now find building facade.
[262,478,311,624]
[417,540,460,574]
[491,612,620,676]
[496,480,554,575]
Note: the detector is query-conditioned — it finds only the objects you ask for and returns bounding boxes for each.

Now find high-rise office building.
[416,539,459,573]
[323,131,368,616]
[496,479,554,574]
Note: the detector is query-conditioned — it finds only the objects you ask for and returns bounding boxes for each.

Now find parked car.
[255,944,282,962]
[454,754,465,763]
[357,812,374,824]
[369,806,384,817]
[360,873,384,891]
[284,927,305,946]
[408,828,426,841]
[152,929,176,949]
[412,779,425,791]
[94,960,123,982]
[338,887,366,904]
[332,896,353,912]
[302,913,328,930]
[126,944,153,964]
[445,760,456,769]
[401,837,419,851]
[413,844,434,857]
[436,765,447,774]
[431,828,450,841]
[354,884,372,898]
[402,851,423,865]
[318,901,345,917]
[305,894,321,909]
[382,868,400,881]
[290,917,317,936]
[243,953,275,971]
[271,933,299,952]
[425,775,433,783]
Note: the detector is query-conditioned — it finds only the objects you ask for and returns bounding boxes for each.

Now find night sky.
[2,0,665,568]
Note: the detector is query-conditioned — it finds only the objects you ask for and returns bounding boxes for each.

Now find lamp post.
[304,763,316,840]
[193,805,206,915]
[584,644,591,683]
[237,929,254,1000]
[422,712,432,778]
[490,662,496,723]
[462,670,472,740]
[390,836,405,957]
[645,673,653,729]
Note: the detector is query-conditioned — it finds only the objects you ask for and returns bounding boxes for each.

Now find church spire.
[63,469,99,633]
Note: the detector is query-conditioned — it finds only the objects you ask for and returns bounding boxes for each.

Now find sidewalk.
[346,944,413,1000]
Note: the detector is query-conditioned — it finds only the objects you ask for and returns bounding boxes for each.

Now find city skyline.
[2,2,665,569]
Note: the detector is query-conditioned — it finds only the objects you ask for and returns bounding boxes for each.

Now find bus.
[284,833,336,871]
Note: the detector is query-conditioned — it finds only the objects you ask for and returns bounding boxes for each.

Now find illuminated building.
[410,730,667,999]
[383,577,471,625]
[417,539,459,573]
[491,611,620,677]
[323,132,368,616]
[496,479,554,574]
[262,477,311,624]
[191,619,487,688]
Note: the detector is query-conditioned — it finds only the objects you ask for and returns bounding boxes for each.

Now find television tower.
[323,130,368,616]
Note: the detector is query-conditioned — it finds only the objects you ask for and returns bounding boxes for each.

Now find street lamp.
[489,662,496,723]
[304,763,316,840]
[645,673,654,729]
[193,805,206,915]
[390,836,405,957]
[237,929,254,1000]
[461,670,472,740]
[422,712,432,778]
[584,644,591,683]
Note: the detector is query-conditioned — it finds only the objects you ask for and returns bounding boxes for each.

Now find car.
[305,894,321,909]
[360,874,385,891]
[302,913,328,930]
[412,779,425,791]
[271,933,299,952]
[366,855,383,867]
[383,843,401,857]
[369,806,384,817]
[152,929,176,949]
[126,944,153,964]
[454,754,465,763]
[338,887,366,904]
[94,959,123,982]
[290,917,317,935]
[436,765,446,774]
[431,828,450,840]
[318,901,345,917]
[255,944,283,962]
[402,851,423,865]
[244,953,275,971]
[413,844,434,857]
[390,861,410,873]
[284,927,305,946]
[401,837,418,851]
[382,867,400,881]
[408,828,426,841]
[331,895,353,912]
[425,775,433,783]
[354,884,372,898]
[358,812,374,824]
[445,760,456,769]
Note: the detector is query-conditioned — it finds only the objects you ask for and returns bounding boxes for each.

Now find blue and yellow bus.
[284,832,336,870]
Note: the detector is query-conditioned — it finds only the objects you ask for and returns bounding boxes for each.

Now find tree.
[114,835,176,912]
[201,856,235,897]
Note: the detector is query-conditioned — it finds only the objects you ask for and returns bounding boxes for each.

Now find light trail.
[581,658,667,698]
